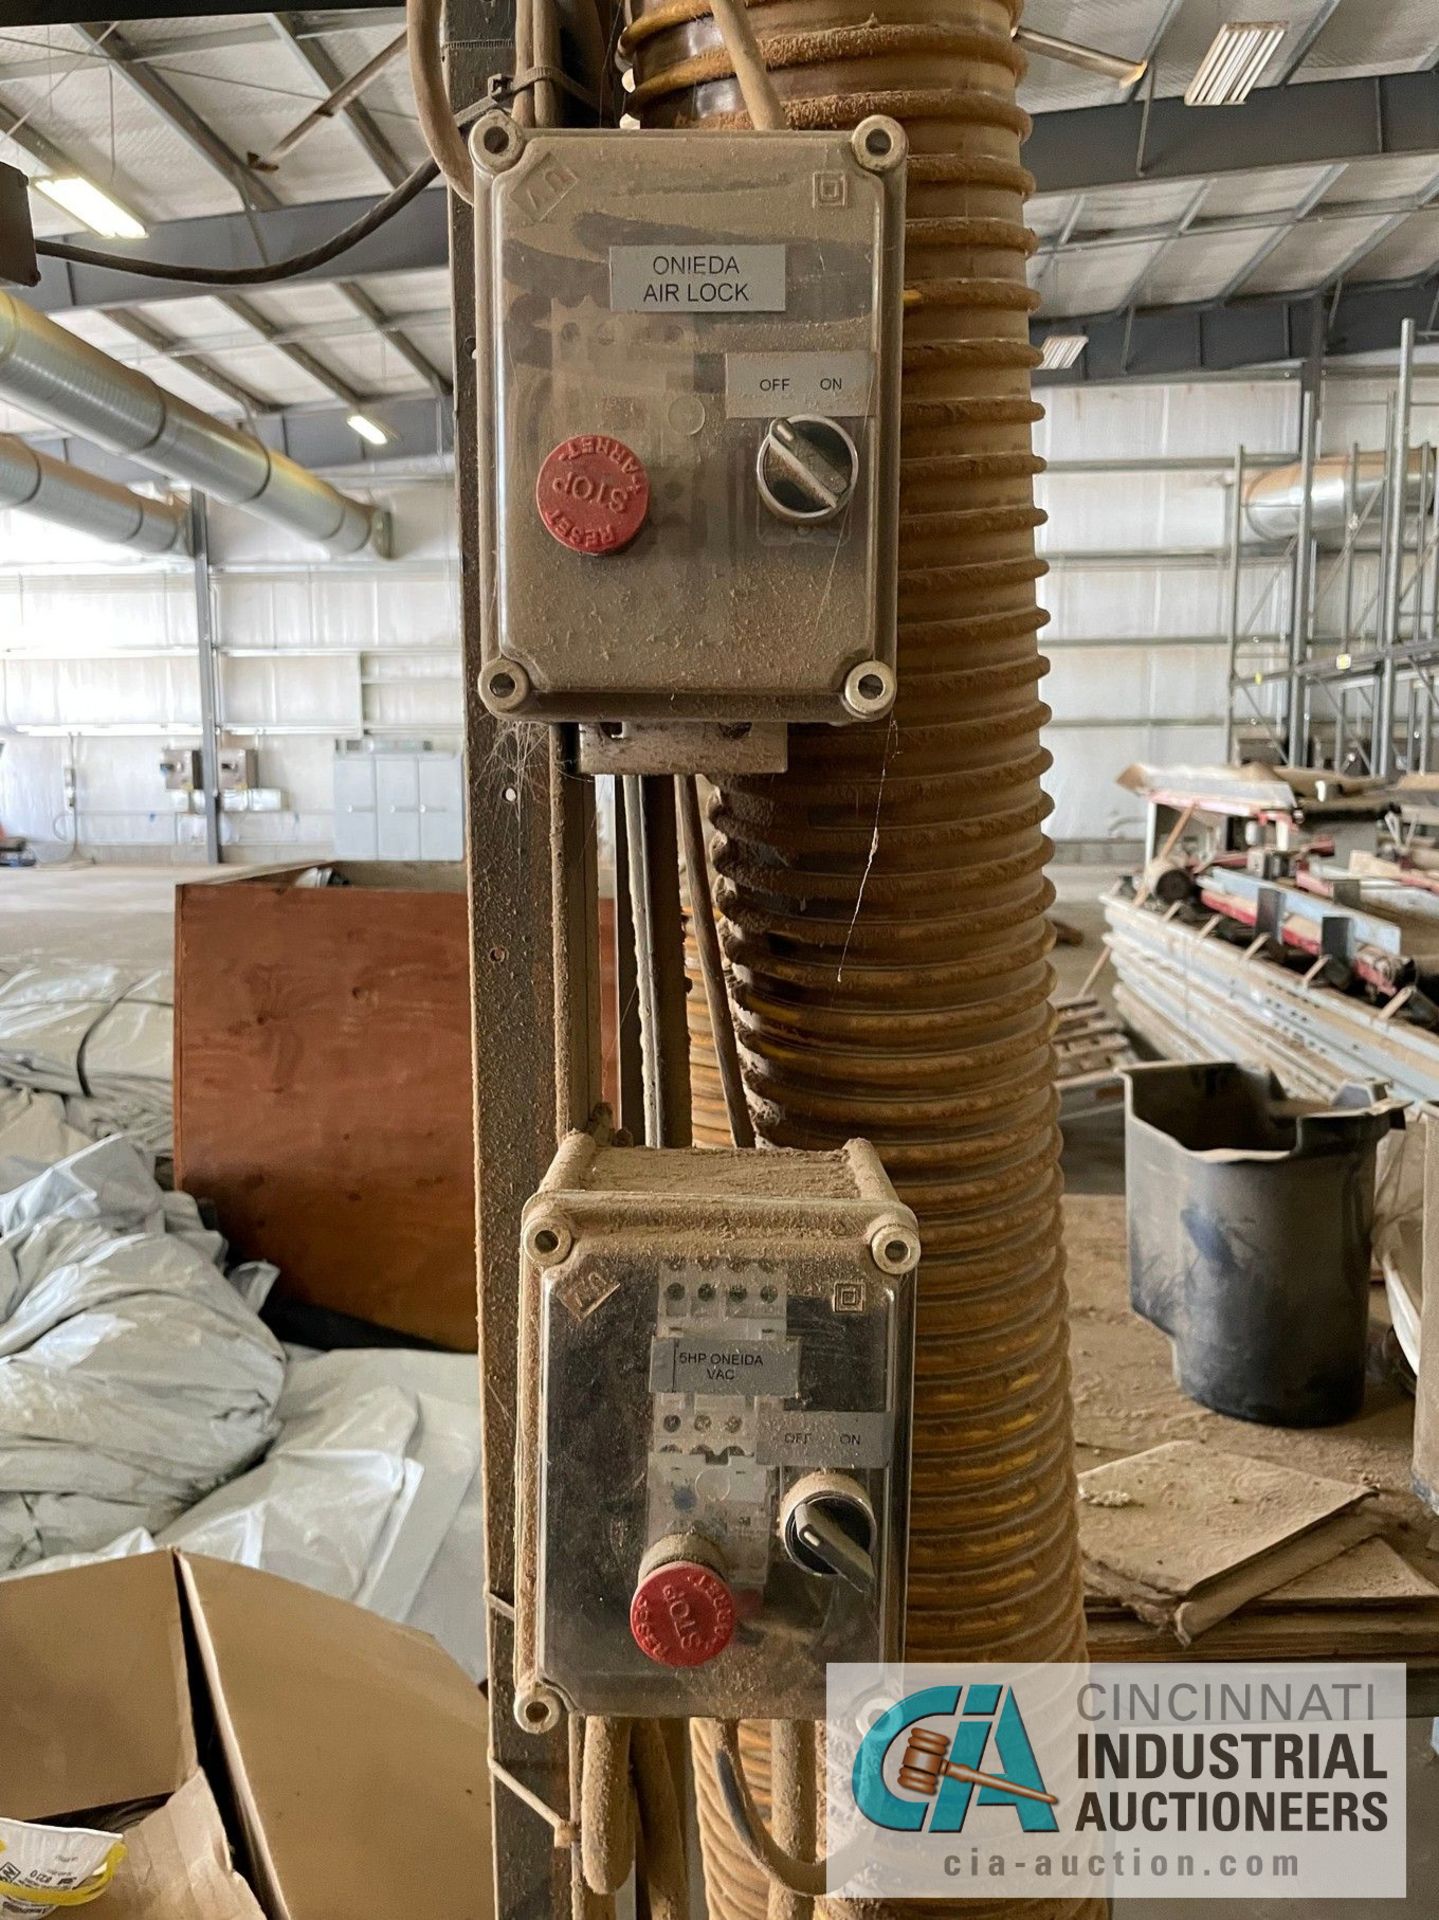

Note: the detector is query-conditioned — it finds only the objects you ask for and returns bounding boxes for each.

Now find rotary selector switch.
[780,1473,877,1592]
[756,415,860,525]
[629,1535,736,1668]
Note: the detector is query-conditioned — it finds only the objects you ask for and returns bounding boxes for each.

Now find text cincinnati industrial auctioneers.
[825,1663,1409,1901]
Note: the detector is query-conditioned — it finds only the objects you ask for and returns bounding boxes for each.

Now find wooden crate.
[174,863,478,1350]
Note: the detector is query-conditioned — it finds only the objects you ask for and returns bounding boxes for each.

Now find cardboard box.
[0,1552,493,1919]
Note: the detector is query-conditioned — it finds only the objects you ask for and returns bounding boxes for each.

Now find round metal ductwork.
[0,292,377,555]
[0,433,187,553]
[1245,450,1433,547]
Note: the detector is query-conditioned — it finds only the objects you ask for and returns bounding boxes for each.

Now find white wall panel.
[0,478,461,863]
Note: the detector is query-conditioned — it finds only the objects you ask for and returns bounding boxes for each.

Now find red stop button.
[629,1557,735,1668]
[536,433,649,555]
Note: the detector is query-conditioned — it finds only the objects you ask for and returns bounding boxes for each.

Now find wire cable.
[34,157,439,286]
[407,0,476,202]
[676,774,754,1148]
[705,0,788,128]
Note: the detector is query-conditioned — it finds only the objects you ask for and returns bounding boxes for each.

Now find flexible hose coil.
[628,2,1093,1914]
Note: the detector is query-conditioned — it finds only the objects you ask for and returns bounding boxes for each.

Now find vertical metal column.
[1341,441,1360,646]
[1376,316,1417,778]
[1287,317,1323,767]
[446,2,596,1915]
[1223,446,1246,763]
[188,492,222,866]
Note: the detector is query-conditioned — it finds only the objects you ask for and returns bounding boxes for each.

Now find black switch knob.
[780,1472,876,1592]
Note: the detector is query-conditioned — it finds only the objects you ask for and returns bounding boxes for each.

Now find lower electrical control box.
[469,111,906,755]
[514,1132,918,1723]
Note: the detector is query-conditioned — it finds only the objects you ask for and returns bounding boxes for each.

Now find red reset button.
[629,1557,735,1668]
[536,434,649,555]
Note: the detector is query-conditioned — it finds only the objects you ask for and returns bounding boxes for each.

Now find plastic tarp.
[0,1087,485,1673]
[0,1135,285,1571]
[0,960,171,1153]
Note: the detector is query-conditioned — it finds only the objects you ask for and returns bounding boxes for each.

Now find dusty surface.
[1079,1440,1373,1606]
[1064,1190,1439,1584]
[0,861,201,974]
[1257,1536,1439,1607]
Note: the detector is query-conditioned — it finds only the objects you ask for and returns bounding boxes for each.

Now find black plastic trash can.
[1121,1061,1402,1427]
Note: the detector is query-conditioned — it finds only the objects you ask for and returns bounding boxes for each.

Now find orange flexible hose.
[630,3,1094,1915]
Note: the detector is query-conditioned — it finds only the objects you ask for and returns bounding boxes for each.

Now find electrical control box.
[513,1132,918,1723]
[469,111,906,757]
[0,163,37,290]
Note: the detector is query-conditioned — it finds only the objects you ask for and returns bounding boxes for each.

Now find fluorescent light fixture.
[1184,22,1286,107]
[346,412,390,447]
[32,176,146,240]
[1038,333,1087,371]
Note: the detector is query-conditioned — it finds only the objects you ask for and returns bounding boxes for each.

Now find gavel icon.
[897,1727,1059,1807]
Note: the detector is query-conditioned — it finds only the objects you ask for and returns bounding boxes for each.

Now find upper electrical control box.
[470,112,906,746]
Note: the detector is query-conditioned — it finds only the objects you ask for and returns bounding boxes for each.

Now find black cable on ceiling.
[33,155,440,288]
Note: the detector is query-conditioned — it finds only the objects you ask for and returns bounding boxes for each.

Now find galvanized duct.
[626,2,1093,1914]
[1245,450,1432,546]
[0,293,377,555]
[0,433,187,553]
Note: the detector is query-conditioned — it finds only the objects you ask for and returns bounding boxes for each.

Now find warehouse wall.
[0,476,460,863]
[3,365,1431,863]
[1035,375,1300,852]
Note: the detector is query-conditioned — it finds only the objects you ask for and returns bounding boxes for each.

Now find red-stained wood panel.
[174,868,479,1350]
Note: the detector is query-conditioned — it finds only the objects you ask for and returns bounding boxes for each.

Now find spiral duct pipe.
[626,2,1092,1913]
[0,433,187,553]
[0,293,377,555]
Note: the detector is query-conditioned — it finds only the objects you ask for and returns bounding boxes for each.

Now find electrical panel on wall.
[513,1132,919,1723]
[470,111,906,773]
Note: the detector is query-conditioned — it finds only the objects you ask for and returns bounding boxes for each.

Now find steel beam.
[1035,272,1439,384]
[9,2,399,19]
[1025,70,1439,196]
[0,16,405,77]
[189,492,223,865]
[28,190,449,315]
[103,307,272,417]
[70,23,282,215]
[266,12,410,188]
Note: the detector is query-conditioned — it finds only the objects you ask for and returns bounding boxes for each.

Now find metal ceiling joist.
[104,306,272,417]
[69,23,283,215]
[13,40,447,409]
[0,15,404,75]
[260,19,452,397]
[221,291,367,410]
[27,191,449,315]
[335,279,451,397]
[1024,70,1439,196]
[6,3,401,22]
[266,12,410,189]
[1035,277,1439,386]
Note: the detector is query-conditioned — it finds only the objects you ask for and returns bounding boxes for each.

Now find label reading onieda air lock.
[610,244,786,313]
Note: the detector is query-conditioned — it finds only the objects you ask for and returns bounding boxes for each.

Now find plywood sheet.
[174,871,477,1349]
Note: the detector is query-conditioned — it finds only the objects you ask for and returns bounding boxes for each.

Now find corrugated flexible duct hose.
[625,2,1096,1914]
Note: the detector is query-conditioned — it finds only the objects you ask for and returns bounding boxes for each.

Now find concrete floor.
[1047,870,1439,1918]
[0,859,210,974]
[5,855,1437,1913]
